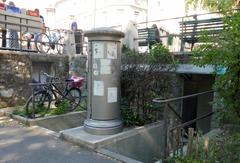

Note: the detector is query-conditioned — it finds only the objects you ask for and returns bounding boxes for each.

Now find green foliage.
[121,44,178,126]
[150,44,178,68]
[122,44,176,65]
[185,0,239,12]
[149,44,170,62]
[12,108,27,117]
[13,100,73,118]
[191,12,240,125]
[166,130,240,162]
[25,105,48,118]
[121,105,145,126]
[75,98,87,111]
[49,100,69,115]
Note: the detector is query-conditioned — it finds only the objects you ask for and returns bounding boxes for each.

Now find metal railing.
[153,90,214,158]
[0,10,68,54]
[110,11,223,53]
[0,9,42,52]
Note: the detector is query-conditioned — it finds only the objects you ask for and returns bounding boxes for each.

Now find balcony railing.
[0,10,69,54]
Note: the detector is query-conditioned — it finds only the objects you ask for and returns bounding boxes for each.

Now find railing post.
[180,17,184,52]
[31,85,35,119]
[163,102,169,158]
[187,128,194,156]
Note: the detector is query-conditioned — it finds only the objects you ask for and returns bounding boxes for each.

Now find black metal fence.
[153,90,214,158]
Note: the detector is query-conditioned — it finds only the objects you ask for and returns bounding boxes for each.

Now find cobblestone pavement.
[0,116,118,163]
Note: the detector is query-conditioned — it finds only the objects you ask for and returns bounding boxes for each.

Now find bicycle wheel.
[65,87,81,111]
[56,37,64,54]
[78,95,87,110]
[25,91,51,118]
[35,33,51,53]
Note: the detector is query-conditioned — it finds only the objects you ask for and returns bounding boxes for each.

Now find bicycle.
[25,72,85,118]
[75,72,88,111]
[34,27,65,54]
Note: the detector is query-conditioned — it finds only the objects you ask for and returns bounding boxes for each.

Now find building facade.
[53,0,152,30]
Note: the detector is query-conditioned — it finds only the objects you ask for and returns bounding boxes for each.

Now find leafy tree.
[186,0,240,124]
[185,0,240,12]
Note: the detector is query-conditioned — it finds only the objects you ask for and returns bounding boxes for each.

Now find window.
[134,11,140,16]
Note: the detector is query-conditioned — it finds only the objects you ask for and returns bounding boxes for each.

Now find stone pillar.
[63,30,76,55]
[84,28,124,135]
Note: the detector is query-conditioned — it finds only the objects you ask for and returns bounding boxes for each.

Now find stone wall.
[0,51,69,108]
[69,55,87,76]
[0,52,31,108]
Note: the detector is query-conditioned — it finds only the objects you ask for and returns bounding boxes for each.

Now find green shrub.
[49,100,69,115]
[166,130,240,162]
[121,45,178,126]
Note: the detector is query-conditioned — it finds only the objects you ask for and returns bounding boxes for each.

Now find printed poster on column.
[107,87,117,103]
[93,42,104,59]
[100,59,111,74]
[107,43,117,59]
[93,80,104,96]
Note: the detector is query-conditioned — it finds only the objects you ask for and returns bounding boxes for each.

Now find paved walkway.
[0,116,117,163]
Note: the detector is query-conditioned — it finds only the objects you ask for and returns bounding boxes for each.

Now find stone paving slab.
[0,116,118,163]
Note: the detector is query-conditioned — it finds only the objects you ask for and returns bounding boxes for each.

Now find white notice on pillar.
[107,87,117,103]
[107,43,117,59]
[94,81,104,96]
[93,42,104,59]
[100,59,111,74]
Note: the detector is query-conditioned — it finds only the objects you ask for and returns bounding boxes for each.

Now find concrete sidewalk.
[0,116,117,163]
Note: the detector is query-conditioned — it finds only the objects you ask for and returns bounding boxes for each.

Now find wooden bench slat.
[179,18,222,25]
[183,29,222,36]
[179,17,224,51]
[182,26,225,32]
[180,22,224,28]
[137,27,158,46]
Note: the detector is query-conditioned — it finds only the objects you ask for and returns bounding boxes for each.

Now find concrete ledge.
[14,111,86,132]
[97,148,143,163]
[60,121,164,162]
[28,126,60,138]
[1,107,86,132]
[60,121,163,150]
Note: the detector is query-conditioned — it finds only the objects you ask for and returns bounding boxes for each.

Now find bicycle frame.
[44,79,70,103]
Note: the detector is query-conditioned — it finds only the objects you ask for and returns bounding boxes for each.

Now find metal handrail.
[170,111,214,131]
[109,10,224,29]
[152,90,215,158]
[153,90,214,103]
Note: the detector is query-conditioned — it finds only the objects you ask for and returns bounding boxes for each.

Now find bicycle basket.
[69,76,85,88]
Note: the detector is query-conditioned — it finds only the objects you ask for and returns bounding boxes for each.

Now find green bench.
[179,17,224,51]
[137,27,160,48]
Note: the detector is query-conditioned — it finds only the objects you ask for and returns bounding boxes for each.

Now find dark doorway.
[32,62,52,83]
[182,75,198,130]
[182,74,215,134]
